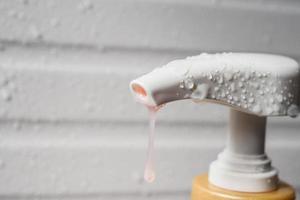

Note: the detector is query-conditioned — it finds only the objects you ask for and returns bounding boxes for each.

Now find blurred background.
[0,0,299,199]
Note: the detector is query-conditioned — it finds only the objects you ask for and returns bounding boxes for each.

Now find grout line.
[1,39,300,60]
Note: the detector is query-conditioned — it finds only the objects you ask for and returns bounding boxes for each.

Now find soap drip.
[144,105,162,183]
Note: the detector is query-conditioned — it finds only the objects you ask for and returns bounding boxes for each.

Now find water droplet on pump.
[207,73,213,80]
[287,104,299,118]
[265,107,273,115]
[179,81,184,89]
[183,77,195,90]
[276,94,283,103]
[230,83,236,92]
[238,82,244,88]
[248,97,254,103]
[233,96,239,102]
[259,90,264,95]
[191,84,209,101]
[273,104,280,112]
[217,76,223,84]
[252,104,262,113]
[224,72,233,81]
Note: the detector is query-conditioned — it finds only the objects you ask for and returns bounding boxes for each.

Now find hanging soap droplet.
[144,106,160,183]
[287,104,299,118]
[144,167,155,183]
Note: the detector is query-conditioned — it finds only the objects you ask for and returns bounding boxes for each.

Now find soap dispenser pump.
[130,53,299,200]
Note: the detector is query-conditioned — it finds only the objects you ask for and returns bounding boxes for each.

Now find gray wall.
[0,0,299,199]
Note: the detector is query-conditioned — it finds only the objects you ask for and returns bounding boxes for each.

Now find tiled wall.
[0,0,299,199]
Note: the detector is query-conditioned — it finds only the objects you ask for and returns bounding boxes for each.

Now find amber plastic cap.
[192,174,295,200]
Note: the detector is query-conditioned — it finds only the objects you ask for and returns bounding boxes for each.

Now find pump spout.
[130,59,192,106]
[130,53,299,116]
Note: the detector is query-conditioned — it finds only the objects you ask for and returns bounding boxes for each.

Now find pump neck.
[227,110,266,156]
[208,109,278,192]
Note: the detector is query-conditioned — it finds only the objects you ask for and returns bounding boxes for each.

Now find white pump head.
[130,53,300,192]
[130,53,299,117]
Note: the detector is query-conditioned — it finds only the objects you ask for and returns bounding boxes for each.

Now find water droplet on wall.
[1,89,12,101]
[29,25,43,40]
[50,18,60,27]
[7,10,17,18]
[19,0,29,5]
[78,0,94,12]
[0,159,5,169]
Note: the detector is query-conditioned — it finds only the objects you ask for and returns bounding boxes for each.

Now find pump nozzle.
[130,53,300,193]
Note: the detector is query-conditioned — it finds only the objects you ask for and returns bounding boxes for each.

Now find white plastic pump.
[130,53,300,192]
